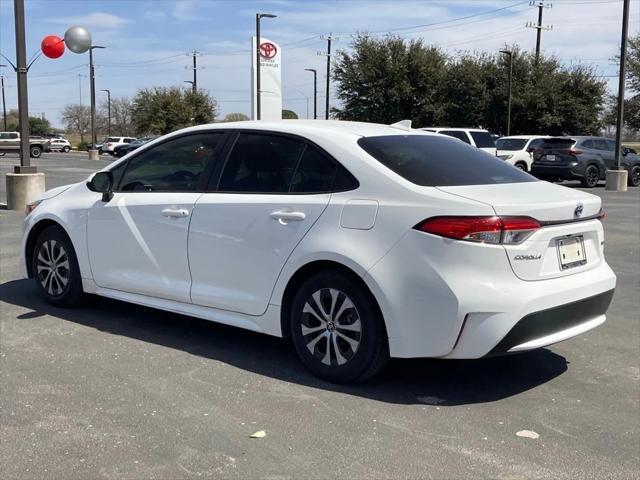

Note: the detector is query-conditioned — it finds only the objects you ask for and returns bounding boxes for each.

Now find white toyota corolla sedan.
[20,120,616,383]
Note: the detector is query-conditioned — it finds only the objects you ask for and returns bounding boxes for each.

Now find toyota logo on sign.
[260,42,277,59]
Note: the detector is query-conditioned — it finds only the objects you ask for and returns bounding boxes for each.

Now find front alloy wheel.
[629,165,640,187]
[36,240,70,296]
[32,226,84,307]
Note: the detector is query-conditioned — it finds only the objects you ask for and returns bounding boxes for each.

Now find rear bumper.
[485,289,614,356]
[531,163,582,179]
[364,230,617,359]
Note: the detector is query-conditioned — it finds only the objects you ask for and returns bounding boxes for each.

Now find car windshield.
[469,131,495,148]
[496,138,528,151]
[358,135,536,187]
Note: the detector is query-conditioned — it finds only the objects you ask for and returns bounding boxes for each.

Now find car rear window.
[358,135,536,187]
[106,137,120,143]
[540,138,576,150]
[469,131,495,148]
[495,138,527,151]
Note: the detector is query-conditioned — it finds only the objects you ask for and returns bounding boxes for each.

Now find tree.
[131,87,218,135]
[99,96,134,135]
[6,111,51,136]
[333,35,607,135]
[61,104,90,142]
[223,112,250,122]
[333,35,447,125]
[282,109,298,119]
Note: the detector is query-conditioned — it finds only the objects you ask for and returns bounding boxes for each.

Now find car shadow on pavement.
[0,279,568,406]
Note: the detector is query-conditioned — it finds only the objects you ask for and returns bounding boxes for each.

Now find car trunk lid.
[532,137,577,165]
[436,182,604,281]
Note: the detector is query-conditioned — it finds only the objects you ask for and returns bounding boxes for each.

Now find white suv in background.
[103,136,137,156]
[496,136,549,171]
[420,127,497,155]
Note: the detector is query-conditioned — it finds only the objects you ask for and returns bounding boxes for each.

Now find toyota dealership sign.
[251,37,282,120]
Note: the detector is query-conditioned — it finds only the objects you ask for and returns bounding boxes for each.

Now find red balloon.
[41,35,65,59]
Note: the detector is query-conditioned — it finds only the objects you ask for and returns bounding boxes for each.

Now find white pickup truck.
[0,132,51,158]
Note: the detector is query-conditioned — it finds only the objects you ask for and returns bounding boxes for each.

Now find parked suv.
[420,127,497,155]
[48,138,71,153]
[496,135,548,171]
[102,136,136,156]
[531,136,640,188]
[0,132,50,158]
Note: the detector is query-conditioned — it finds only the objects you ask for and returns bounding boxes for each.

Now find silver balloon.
[64,26,92,54]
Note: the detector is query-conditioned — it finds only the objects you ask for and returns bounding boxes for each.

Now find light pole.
[500,50,513,136]
[607,0,630,191]
[296,90,310,119]
[255,12,277,120]
[88,45,105,159]
[101,88,111,135]
[0,64,7,131]
[304,68,317,119]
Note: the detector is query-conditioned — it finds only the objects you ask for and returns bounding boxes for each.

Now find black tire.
[29,145,42,158]
[32,226,84,307]
[581,164,600,188]
[628,165,640,187]
[62,146,70,153]
[514,161,527,171]
[290,270,389,383]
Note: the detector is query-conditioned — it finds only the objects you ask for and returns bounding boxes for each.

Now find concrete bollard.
[88,149,99,161]
[5,172,46,211]
[605,169,628,192]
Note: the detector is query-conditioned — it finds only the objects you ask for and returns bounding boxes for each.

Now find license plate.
[557,236,587,270]
[546,154,556,161]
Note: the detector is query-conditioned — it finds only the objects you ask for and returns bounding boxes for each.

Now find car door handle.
[270,210,306,224]
[161,208,190,218]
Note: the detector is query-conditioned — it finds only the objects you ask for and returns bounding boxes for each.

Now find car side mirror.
[622,147,630,156]
[87,171,114,202]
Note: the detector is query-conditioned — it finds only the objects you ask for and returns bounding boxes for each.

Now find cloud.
[51,12,130,30]
[144,11,167,21]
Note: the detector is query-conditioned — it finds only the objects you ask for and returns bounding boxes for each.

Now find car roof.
[172,120,438,139]
[420,127,489,133]
[498,135,549,139]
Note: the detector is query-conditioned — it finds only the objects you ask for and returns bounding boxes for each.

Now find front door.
[189,131,345,315]
[87,131,227,302]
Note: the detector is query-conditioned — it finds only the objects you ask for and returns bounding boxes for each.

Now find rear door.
[188,131,345,315]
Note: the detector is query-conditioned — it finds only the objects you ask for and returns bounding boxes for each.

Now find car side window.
[440,130,471,144]
[290,145,345,193]
[217,133,305,193]
[593,139,608,151]
[528,138,544,149]
[606,140,617,152]
[581,140,594,149]
[117,133,225,192]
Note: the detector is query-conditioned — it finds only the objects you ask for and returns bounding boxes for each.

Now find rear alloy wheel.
[514,162,527,171]
[629,165,640,187]
[62,146,70,153]
[581,164,600,188]
[290,271,389,383]
[32,226,84,307]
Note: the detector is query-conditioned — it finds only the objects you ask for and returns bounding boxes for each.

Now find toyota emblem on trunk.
[574,203,584,217]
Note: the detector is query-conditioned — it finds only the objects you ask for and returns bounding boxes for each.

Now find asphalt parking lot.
[1,152,639,479]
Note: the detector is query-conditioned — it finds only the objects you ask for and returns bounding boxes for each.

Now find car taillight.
[597,208,605,221]
[558,148,583,156]
[414,216,541,245]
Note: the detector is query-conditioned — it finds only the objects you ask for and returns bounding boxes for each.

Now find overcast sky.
[0,0,639,128]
